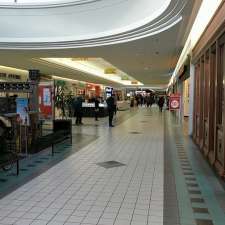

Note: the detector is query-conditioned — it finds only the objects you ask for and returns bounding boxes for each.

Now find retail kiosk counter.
[82,102,108,117]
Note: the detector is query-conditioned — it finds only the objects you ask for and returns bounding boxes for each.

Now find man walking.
[94,96,100,121]
[106,95,115,127]
[73,95,84,125]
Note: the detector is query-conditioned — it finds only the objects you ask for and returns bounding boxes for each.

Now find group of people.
[72,93,167,128]
[135,94,155,107]
[72,94,118,127]
[131,94,166,112]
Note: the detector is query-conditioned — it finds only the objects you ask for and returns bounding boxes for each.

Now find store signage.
[131,81,138,85]
[29,70,40,81]
[169,93,181,110]
[0,73,21,80]
[104,68,117,74]
[0,82,32,92]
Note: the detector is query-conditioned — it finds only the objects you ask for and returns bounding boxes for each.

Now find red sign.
[38,84,53,119]
[169,93,181,110]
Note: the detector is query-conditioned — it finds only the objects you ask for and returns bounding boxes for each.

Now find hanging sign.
[169,93,181,110]
[104,68,117,74]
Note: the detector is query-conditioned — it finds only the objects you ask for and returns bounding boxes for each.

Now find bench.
[33,119,72,155]
[0,151,19,175]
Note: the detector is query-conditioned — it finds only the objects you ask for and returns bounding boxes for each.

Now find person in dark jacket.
[158,96,165,112]
[106,95,115,127]
[94,96,100,121]
[73,96,84,125]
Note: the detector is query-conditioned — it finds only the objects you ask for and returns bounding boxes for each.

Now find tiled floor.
[0,108,164,225]
[165,112,225,225]
[1,108,225,225]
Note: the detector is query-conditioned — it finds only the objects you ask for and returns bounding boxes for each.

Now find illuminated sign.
[0,73,21,80]
[104,68,117,74]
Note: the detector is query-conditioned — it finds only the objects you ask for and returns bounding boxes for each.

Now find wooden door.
[203,54,210,155]
[208,44,216,164]
[215,39,225,176]
[194,64,201,144]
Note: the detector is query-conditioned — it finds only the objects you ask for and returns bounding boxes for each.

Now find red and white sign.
[169,93,181,110]
[38,83,53,119]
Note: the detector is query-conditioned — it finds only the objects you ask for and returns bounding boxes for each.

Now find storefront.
[0,66,105,155]
[192,1,225,177]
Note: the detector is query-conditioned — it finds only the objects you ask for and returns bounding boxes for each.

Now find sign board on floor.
[169,93,181,110]
[16,98,29,125]
[38,82,53,119]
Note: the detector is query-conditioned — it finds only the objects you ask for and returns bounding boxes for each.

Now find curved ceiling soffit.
[0,0,101,9]
[0,0,188,49]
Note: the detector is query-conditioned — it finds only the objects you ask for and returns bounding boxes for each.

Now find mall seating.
[32,119,72,155]
[0,151,19,175]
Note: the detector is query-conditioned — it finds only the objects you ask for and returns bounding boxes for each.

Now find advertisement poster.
[16,98,29,125]
[39,84,53,119]
[169,93,181,110]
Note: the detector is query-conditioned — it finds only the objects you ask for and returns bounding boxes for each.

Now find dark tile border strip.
[164,115,181,225]
[165,113,216,225]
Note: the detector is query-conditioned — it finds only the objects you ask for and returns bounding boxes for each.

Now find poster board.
[38,82,53,119]
[16,98,29,125]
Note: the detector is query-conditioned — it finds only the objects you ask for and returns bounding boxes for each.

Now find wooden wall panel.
[192,3,225,178]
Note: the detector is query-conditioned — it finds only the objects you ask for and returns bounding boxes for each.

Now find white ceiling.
[0,0,202,89]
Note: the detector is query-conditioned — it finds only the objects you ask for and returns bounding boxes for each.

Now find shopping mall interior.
[0,0,225,225]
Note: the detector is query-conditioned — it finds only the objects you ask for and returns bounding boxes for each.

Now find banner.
[16,98,29,125]
[169,93,181,110]
[39,83,53,119]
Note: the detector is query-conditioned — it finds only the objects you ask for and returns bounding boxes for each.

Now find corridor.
[0,109,224,225]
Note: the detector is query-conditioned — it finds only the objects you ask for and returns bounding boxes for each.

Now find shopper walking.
[94,96,100,121]
[106,95,115,127]
[73,96,84,125]
[112,94,117,115]
[158,96,165,112]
